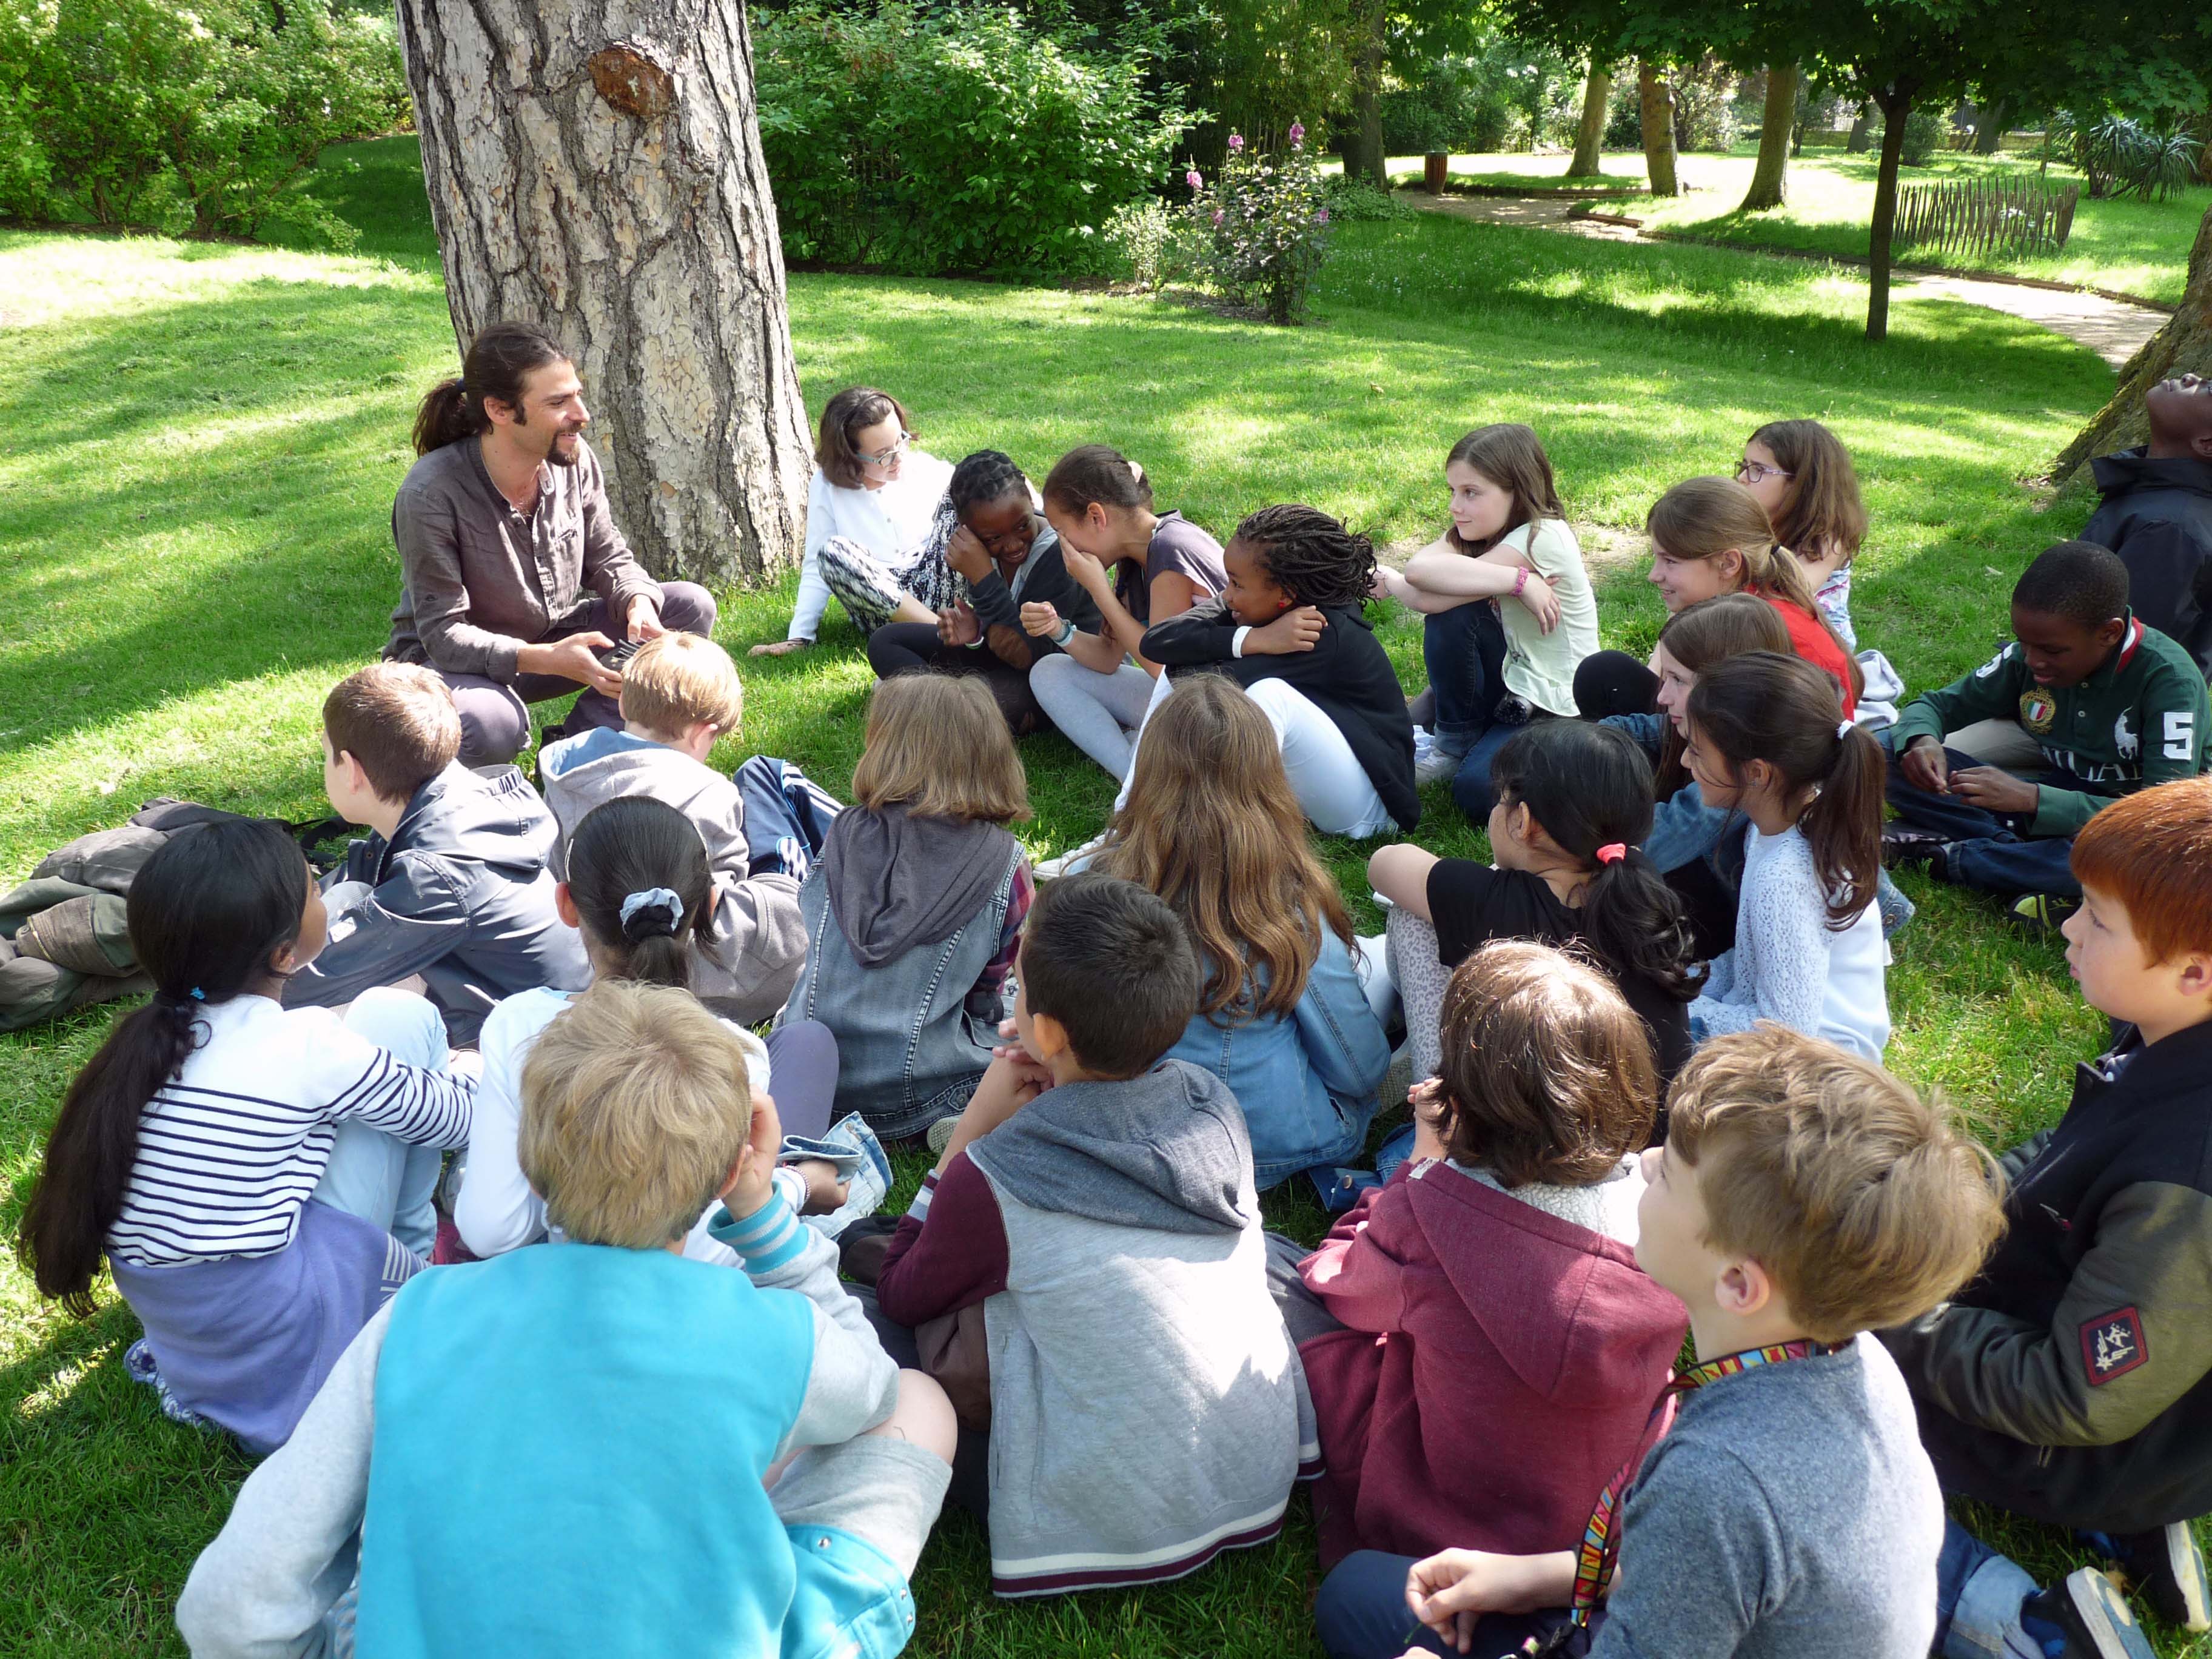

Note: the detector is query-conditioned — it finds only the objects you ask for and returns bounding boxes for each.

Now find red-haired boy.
[1883,773,2212,1658]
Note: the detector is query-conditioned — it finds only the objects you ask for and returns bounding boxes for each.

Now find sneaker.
[2019,1568,2156,1659]
[1880,823,1951,870]
[2009,893,2082,936]
[925,1114,960,1158]
[1414,744,1467,787]
[2093,1524,2212,1632]
[1035,830,1108,881]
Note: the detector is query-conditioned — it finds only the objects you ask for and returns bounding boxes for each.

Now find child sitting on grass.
[1683,651,1891,1060]
[1883,774,2212,1659]
[871,872,1316,1598]
[1312,1025,2004,1659]
[1370,719,1700,1097]
[1373,423,1600,816]
[1094,674,1390,1190]
[1883,539,2210,933]
[539,631,810,1024]
[781,673,1031,1143]
[1282,940,1686,1573]
[176,978,956,1658]
[1136,503,1418,837]
[284,662,589,1045]
[455,796,845,1261]
[15,820,473,1455]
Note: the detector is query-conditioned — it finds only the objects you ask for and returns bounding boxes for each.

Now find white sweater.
[786,453,955,640]
[1689,825,1889,1061]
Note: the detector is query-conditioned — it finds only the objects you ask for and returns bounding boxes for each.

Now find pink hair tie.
[1595,843,1628,865]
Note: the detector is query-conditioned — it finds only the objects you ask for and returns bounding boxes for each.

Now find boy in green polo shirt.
[1883,540,2211,929]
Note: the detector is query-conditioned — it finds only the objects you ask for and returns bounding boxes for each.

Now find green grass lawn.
[1,138,2201,1654]
[1387,147,2207,306]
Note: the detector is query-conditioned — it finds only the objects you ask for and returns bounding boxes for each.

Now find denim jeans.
[1449,714,1550,820]
[1882,737,2081,898]
[310,986,454,1258]
[1932,1519,2042,1658]
[1314,1550,1579,1659]
[1421,600,1508,752]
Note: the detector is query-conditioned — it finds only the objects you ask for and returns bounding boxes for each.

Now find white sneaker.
[1035,830,1109,880]
[1415,745,1466,787]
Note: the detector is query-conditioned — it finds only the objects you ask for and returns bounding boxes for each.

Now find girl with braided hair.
[13,819,475,1454]
[1132,503,1419,837]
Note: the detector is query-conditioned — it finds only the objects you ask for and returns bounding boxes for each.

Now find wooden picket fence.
[1894,175,2079,260]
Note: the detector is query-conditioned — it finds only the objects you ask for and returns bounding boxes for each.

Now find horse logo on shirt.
[2079,1307,2148,1385]
[2114,710,2139,763]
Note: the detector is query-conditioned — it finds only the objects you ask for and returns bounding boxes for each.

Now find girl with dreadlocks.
[1132,504,1418,836]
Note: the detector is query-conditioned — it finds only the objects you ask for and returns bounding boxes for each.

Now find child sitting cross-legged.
[1882,774,2212,1659]
[870,871,1318,1598]
[1312,1025,2005,1659]
[539,631,811,1023]
[176,978,957,1659]
[15,820,474,1455]
[1280,940,1687,1575]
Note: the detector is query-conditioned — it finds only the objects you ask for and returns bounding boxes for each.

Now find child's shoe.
[1412,728,1464,787]
[1880,823,1951,870]
[2019,1568,2156,1658]
[2008,893,2082,936]
[2091,1523,2212,1632]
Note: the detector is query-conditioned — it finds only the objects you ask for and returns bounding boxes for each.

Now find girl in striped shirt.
[15,819,474,1453]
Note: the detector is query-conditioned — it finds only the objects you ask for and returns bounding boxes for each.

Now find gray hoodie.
[538,730,805,1024]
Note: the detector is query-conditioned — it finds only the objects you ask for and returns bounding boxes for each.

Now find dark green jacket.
[1891,613,2210,837]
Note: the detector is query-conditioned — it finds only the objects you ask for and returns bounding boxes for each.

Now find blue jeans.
[1315,1551,1578,1659]
[1933,1519,2041,1658]
[1883,738,2080,899]
[1449,716,1547,820]
[1421,600,1507,752]
[312,987,453,1258]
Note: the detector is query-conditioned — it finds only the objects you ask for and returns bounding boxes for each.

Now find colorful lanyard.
[1564,1339,1843,1627]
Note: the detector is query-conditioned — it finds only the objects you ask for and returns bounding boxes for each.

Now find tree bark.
[1865,87,1916,342]
[1972,98,2009,154]
[1740,64,1797,211]
[1567,67,1610,178]
[1638,62,1680,198]
[1345,13,1389,189]
[2053,207,2212,484]
[1846,103,1874,153]
[394,0,810,588]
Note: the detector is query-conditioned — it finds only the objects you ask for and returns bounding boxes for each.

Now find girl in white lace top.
[1680,650,1891,1061]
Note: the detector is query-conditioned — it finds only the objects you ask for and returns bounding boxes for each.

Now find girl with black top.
[1135,504,1418,837]
[1368,720,1701,1121]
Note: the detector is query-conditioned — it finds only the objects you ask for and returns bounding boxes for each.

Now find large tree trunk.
[1865,86,1916,342]
[1344,12,1388,189]
[1567,67,1610,178]
[1740,64,1797,210]
[1638,62,1680,197]
[1972,98,2009,154]
[1846,103,1874,153]
[2054,208,2212,484]
[395,0,809,588]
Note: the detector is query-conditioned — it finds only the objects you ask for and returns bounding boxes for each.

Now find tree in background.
[1741,63,1798,208]
[1567,63,1612,176]
[397,0,810,585]
[2053,207,2211,487]
[1636,62,1680,195]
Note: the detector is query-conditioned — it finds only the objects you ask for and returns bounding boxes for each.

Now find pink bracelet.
[1512,566,1530,598]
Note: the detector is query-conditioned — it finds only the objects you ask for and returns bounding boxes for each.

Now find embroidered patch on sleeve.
[2080,1307,2149,1385]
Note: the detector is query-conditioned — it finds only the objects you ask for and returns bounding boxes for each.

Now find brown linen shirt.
[383,437,659,683]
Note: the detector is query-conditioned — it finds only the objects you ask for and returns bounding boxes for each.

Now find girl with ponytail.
[1370,719,1702,1125]
[14,819,474,1453]
[1681,651,1891,1061]
[454,796,845,1259]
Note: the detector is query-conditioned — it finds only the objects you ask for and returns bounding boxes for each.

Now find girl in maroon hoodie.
[1289,940,1687,1569]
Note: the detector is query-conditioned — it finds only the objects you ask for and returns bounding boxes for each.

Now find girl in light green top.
[1373,424,1601,814]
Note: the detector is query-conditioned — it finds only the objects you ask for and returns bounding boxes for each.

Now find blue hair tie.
[189,987,206,1001]
[618,888,685,939]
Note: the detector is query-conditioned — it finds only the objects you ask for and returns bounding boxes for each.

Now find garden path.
[1412,193,2166,369]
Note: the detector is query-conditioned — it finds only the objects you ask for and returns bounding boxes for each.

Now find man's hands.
[1021,600,1062,638]
[937,600,981,648]
[1512,569,1561,635]
[725,1088,785,1219]
[1899,736,1951,794]
[518,632,624,697]
[626,592,665,642]
[945,524,994,583]
[1950,765,2040,815]
[1247,605,1326,655]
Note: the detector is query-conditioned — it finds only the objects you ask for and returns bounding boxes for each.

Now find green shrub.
[1104,197,1197,290]
[0,0,407,247]
[1185,127,1330,324]
[1320,176,1415,222]
[754,2,1189,279]
[1895,108,1946,167]
[1670,57,1740,153]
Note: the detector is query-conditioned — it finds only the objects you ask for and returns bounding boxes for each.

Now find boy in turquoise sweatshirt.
[1883,540,2210,928]
[175,979,954,1659]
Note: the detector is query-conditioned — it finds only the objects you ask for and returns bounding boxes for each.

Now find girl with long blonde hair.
[1095,674,1390,1189]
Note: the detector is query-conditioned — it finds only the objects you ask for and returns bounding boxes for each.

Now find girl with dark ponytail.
[1681,651,1891,1061]
[1370,720,1701,1128]
[453,797,847,1259]
[14,819,475,1453]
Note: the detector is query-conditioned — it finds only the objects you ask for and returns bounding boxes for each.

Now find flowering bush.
[1183,123,1330,324]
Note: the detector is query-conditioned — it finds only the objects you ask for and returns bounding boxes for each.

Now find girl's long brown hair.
[1651,594,1794,797]
[1445,423,1565,548]
[1094,674,1353,1021]
[1752,419,1866,566]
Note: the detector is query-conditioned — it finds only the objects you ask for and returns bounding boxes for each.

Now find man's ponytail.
[412,378,479,456]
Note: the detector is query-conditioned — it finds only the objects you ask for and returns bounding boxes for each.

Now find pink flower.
[1186,169,1202,190]
[1212,209,1224,224]
[1227,133,1244,151]
[1289,122,1305,146]
[1316,207,1330,224]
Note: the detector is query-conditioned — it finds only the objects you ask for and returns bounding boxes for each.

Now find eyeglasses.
[857,432,911,467]
[1736,460,1794,484]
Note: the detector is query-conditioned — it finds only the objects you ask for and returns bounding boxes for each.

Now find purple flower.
[1186,169,1202,190]
[1212,209,1224,224]
[1289,122,1305,146]
[1227,133,1245,151]
[1316,207,1330,224]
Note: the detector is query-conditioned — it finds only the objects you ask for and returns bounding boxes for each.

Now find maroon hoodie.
[1297,1159,1686,1567]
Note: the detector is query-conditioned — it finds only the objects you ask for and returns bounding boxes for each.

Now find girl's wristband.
[1512,566,1530,598]
[1052,618,1078,646]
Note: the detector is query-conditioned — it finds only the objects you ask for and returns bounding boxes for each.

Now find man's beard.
[545,427,584,468]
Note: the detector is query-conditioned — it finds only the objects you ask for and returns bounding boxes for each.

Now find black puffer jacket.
[2084,448,2212,680]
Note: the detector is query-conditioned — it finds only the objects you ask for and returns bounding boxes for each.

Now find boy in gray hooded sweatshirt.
[874,871,1319,1597]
